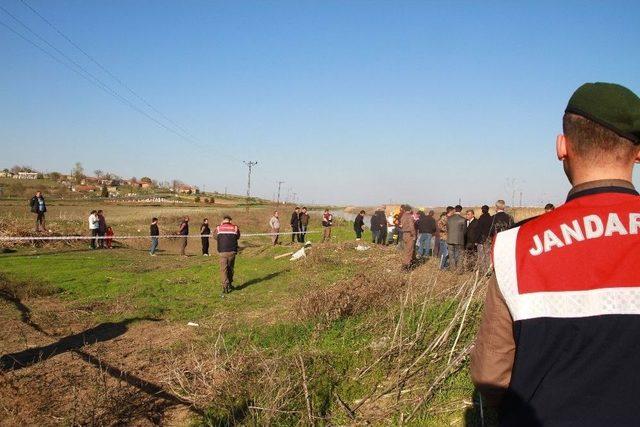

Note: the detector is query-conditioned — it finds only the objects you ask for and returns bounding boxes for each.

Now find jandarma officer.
[471,82,640,426]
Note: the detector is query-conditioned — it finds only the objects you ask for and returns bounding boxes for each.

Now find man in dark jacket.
[489,200,514,237]
[354,210,365,241]
[476,205,493,273]
[290,207,301,243]
[214,215,241,296]
[298,207,310,242]
[464,209,481,270]
[97,210,107,248]
[416,209,437,258]
[149,217,159,256]
[370,208,386,244]
[29,191,47,232]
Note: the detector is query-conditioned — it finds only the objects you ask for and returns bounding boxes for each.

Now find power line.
[18,0,199,142]
[243,161,258,200]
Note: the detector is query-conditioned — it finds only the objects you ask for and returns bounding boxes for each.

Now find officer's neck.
[569,165,634,188]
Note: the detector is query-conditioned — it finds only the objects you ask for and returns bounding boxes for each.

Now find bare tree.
[94,169,103,178]
[72,162,84,184]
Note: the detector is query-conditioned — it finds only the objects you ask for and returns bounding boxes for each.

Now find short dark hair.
[223,215,232,221]
[152,217,158,222]
[446,206,454,214]
[454,205,463,212]
[563,113,638,162]
[466,209,475,215]
[90,210,97,214]
[359,210,365,214]
[544,203,555,211]
[481,205,489,214]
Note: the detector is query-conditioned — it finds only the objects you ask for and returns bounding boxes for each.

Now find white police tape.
[0,230,319,241]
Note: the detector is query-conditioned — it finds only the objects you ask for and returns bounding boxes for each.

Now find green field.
[0,201,499,426]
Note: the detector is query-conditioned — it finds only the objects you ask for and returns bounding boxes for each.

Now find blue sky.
[1,0,639,206]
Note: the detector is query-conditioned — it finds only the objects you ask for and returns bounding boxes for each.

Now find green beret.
[565,82,640,145]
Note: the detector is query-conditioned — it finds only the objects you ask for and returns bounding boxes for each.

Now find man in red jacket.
[471,82,640,426]
[213,215,241,296]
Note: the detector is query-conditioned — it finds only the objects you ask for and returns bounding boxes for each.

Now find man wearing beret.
[471,82,640,425]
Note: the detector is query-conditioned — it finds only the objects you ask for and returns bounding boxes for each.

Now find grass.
[0,202,534,425]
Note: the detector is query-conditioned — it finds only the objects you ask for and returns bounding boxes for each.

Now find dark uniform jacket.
[214,222,240,253]
[489,211,514,238]
[370,210,385,232]
[471,180,640,426]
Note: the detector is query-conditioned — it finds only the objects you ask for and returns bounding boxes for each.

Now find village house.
[15,172,39,179]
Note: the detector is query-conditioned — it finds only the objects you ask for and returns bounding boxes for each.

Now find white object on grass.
[187,322,199,327]
[355,244,370,251]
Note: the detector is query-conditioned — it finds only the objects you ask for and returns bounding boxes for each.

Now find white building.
[15,172,39,179]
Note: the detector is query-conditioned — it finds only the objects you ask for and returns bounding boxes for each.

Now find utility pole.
[293,192,297,204]
[276,180,285,204]
[519,191,523,207]
[243,161,258,201]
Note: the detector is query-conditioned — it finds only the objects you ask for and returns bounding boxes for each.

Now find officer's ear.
[634,146,640,164]
[556,134,568,160]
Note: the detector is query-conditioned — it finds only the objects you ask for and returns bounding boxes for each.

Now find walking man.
[214,215,240,296]
[299,207,310,242]
[472,82,640,424]
[149,217,159,256]
[446,205,466,272]
[30,191,46,232]
[290,207,301,243]
[269,211,280,245]
[178,216,189,256]
[399,205,417,270]
[88,210,99,249]
[321,209,333,242]
[200,218,211,256]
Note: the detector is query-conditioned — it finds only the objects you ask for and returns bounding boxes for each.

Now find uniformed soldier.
[471,82,640,425]
[399,204,417,270]
[213,215,241,296]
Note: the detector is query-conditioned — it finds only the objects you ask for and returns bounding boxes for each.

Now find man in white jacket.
[88,210,100,249]
[269,211,280,245]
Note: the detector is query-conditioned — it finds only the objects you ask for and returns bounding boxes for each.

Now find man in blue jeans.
[416,209,437,259]
[149,217,159,255]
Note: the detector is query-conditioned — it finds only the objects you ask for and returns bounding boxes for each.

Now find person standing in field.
[200,218,211,256]
[290,207,301,244]
[321,209,333,242]
[214,215,241,296]
[416,209,437,259]
[399,205,417,270]
[178,216,189,256]
[354,210,365,241]
[472,82,640,425]
[269,211,280,245]
[29,191,47,232]
[88,210,99,249]
[447,205,466,272]
[464,209,480,270]
[370,208,386,244]
[438,208,453,269]
[299,207,310,242]
[476,205,493,273]
[489,199,514,237]
[149,217,159,256]
[97,210,107,249]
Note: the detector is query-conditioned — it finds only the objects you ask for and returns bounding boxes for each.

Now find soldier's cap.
[565,82,640,145]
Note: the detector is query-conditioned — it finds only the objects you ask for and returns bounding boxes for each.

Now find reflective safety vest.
[493,186,640,425]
